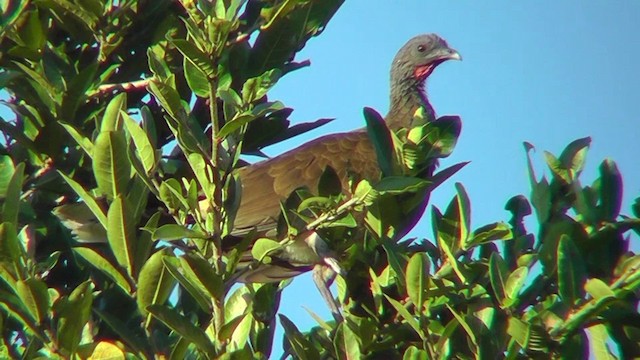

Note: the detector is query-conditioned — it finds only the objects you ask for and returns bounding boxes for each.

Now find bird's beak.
[448,49,462,61]
[431,47,462,64]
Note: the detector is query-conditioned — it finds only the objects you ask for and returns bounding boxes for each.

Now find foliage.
[0,1,639,359]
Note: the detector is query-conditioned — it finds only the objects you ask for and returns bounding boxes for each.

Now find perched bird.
[234,34,460,234]
[54,34,460,305]
[230,33,461,283]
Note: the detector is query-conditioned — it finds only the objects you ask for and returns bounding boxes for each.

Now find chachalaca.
[54,34,460,305]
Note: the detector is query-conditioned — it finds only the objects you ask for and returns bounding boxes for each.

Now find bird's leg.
[312,264,343,322]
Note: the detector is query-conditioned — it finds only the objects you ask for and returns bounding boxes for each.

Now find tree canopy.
[1,1,639,358]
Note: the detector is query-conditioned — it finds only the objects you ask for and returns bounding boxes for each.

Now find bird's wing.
[232,130,381,235]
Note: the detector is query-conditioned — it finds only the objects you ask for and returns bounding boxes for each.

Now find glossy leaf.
[466,222,512,249]
[170,38,216,78]
[73,247,132,294]
[598,159,622,221]
[279,314,319,360]
[184,57,209,97]
[93,130,131,199]
[137,249,176,323]
[383,294,421,336]
[489,253,509,307]
[57,281,93,354]
[558,137,591,179]
[584,278,615,301]
[364,106,395,177]
[107,196,136,275]
[152,224,208,241]
[179,253,223,301]
[57,172,108,228]
[557,235,586,306]
[147,304,216,356]
[406,253,430,310]
[123,111,158,174]
[504,267,528,302]
[1,162,24,228]
[15,278,49,325]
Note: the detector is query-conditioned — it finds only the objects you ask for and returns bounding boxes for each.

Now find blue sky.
[264,0,640,353]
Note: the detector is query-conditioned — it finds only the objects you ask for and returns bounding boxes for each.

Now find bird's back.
[233,130,380,234]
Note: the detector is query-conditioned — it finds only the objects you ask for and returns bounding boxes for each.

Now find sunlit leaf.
[557,235,586,306]
[147,304,216,356]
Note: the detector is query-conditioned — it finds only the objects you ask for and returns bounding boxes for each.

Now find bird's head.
[391,33,461,86]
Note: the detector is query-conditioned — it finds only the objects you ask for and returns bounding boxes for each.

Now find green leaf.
[406,253,430,310]
[0,156,15,198]
[466,222,512,249]
[434,183,470,255]
[147,304,216,356]
[101,93,126,132]
[247,0,341,77]
[374,176,429,195]
[123,111,158,174]
[428,115,462,158]
[0,222,22,268]
[92,130,131,199]
[107,196,135,275]
[403,346,428,360]
[279,314,319,360]
[60,123,94,157]
[152,224,208,241]
[147,46,171,79]
[489,253,509,307]
[557,235,586,306]
[15,278,49,325]
[544,151,570,184]
[137,249,176,323]
[559,137,591,179]
[242,69,281,103]
[383,294,421,336]
[504,267,528,302]
[586,323,616,360]
[217,113,258,139]
[57,172,108,229]
[169,39,215,78]
[57,281,93,354]
[73,247,132,294]
[341,322,362,360]
[179,253,223,301]
[1,162,24,227]
[163,257,211,312]
[507,317,531,348]
[148,79,185,120]
[183,57,210,97]
[251,238,281,262]
[584,278,615,301]
[438,230,466,283]
[445,304,478,349]
[525,143,552,223]
[93,308,149,355]
[364,107,394,177]
[598,159,622,221]
[45,0,99,30]
[0,290,38,335]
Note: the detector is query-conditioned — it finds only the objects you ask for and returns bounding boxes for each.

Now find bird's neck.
[387,79,435,130]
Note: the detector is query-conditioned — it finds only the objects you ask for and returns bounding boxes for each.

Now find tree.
[1,1,639,358]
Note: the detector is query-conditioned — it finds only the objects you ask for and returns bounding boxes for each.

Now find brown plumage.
[232,33,460,237]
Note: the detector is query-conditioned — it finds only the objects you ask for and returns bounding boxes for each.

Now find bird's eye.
[417,45,426,52]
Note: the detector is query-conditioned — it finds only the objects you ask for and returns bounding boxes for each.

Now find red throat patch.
[414,64,435,80]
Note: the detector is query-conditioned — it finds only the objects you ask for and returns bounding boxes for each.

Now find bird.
[54,34,461,304]
[228,33,461,284]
